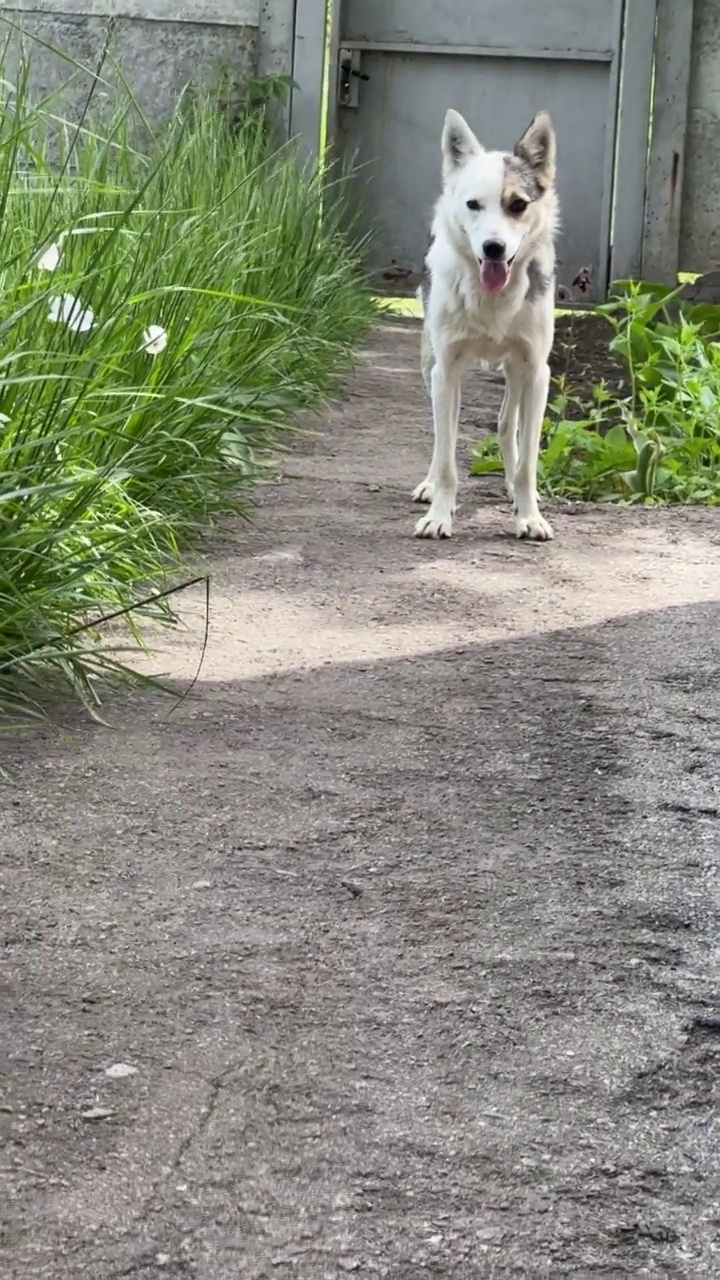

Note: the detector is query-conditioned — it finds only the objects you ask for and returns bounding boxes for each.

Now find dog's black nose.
[482,239,506,261]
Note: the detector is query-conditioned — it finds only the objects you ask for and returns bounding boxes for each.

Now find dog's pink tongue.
[481,260,509,293]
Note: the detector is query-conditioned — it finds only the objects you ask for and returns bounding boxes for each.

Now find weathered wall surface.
[258,0,295,135]
[681,0,720,274]
[1,1,259,126]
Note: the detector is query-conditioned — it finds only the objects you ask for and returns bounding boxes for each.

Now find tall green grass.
[0,55,373,719]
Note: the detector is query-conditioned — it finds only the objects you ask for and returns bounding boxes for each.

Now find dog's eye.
[508,198,528,215]
[466,199,482,212]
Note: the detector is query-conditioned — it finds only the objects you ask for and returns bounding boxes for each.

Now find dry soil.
[2,320,720,1279]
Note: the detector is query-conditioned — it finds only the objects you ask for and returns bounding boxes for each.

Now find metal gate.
[293,0,657,302]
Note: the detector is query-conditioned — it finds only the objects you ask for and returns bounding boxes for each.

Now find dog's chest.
[448,296,519,360]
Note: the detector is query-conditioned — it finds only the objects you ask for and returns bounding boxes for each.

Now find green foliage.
[244,73,298,113]
[471,279,720,505]
[0,55,373,720]
[209,65,298,144]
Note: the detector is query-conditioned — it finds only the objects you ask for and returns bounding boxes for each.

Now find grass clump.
[472,280,720,504]
[0,55,373,720]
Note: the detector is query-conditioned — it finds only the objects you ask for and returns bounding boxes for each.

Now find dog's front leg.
[514,359,554,541]
[413,359,460,539]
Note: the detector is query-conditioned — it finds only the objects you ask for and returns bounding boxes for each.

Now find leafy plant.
[207,65,298,143]
[471,279,720,505]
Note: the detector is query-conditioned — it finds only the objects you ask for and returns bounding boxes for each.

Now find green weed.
[472,280,720,505]
[0,50,373,720]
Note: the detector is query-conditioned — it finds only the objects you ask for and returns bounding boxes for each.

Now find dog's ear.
[514,110,556,188]
[442,109,483,180]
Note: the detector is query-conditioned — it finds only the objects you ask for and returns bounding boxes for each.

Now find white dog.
[414,108,559,541]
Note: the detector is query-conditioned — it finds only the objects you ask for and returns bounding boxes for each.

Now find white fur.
[414,108,559,542]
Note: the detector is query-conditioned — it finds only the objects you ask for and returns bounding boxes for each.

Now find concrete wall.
[681,0,720,274]
[1,1,259,127]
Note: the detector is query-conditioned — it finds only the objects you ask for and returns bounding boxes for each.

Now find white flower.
[47,293,95,334]
[35,241,62,272]
[141,324,168,356]
[0,411,10,424]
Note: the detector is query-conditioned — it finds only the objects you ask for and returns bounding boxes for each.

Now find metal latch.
[338,48,369,109]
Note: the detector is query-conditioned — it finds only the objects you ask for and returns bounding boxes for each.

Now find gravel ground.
[2,321,720,1279]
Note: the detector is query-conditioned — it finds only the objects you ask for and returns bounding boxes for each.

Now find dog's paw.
[504,479,515,504]
[414,511,453,539]
[515,511,554,542]
[412,478,435,504]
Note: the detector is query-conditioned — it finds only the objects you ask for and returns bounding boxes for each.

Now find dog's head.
[440,108,556,294]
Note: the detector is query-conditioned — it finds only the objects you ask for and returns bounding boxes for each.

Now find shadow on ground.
[2,597,720,1279]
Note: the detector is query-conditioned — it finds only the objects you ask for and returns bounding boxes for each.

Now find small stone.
[155,1253,171,1267]
[191,880,212,890]
[104,1063,138,1079]
[81,1107,114,1121]
[340,880,363,899]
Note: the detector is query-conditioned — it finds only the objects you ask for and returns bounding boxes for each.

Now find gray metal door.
[331,0,656,301]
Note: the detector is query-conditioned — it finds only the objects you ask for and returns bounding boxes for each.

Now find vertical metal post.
[289,0,334,169]
[642,0,695,282]
[611,0,658,284]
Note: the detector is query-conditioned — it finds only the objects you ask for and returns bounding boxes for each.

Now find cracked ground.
[2,319,720,1278]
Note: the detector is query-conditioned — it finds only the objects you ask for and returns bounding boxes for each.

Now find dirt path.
[3,320,720,1279]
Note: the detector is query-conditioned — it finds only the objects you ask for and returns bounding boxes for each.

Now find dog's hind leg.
[412,325,440,504]
[412,327,440,504]
[420,323,434,397]
[413,355,461,538]
[498,361,523,503]
[513,357,553,541]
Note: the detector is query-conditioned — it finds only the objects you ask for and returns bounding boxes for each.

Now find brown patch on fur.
[513,111,557,191]
[420,233,435,306]
[526,258,553,304]
[502,156,543,206]
[502,186,530,215]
